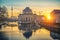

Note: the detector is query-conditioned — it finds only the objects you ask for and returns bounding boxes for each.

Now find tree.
[0,6,8,17]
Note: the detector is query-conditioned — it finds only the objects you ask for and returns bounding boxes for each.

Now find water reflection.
[23,31,32,39]
[50,32,60,40]
[0,25,2,29]
[18,23,41,39]
[40,23,60,34]
[18,23,52,40]
[0,31,8,40]
[18,23,41,32]
[0,23,8,40]
[40,23,60,40]
[1,22,60,40]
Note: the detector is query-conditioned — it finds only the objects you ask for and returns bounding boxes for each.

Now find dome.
[23,7,32,14]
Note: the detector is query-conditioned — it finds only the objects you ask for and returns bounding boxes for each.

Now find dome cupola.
[23,7,32,14]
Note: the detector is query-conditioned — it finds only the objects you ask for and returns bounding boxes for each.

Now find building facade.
[18,7,38,24]
[51,10,60,23]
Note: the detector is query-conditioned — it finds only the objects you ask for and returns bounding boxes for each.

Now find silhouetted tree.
[0,6,8,21]
[0,6,8,18]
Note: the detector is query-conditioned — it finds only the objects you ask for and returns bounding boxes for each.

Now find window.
[26,17,27,21]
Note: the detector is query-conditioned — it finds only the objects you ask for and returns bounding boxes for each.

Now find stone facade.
[18,7,38,24]
[51,10,60,23]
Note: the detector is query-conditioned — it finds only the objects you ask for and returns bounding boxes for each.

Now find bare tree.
[0,6,8,18]
[0,6,8,21]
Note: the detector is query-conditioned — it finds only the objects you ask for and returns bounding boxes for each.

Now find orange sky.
[7,6,60,18]
[1,0,60,17]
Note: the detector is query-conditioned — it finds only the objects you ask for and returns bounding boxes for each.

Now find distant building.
[18,7,38,24]
[18,7,40,27]
[51,10,60,23]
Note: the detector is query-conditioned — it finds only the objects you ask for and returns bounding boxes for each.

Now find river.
[0,22,58,40]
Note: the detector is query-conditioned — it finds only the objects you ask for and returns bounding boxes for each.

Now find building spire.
[11,6,13,17]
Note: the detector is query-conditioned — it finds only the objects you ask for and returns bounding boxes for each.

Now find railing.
[18,21,33,23]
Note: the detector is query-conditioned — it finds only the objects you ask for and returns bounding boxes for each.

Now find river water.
[0,22,57,40]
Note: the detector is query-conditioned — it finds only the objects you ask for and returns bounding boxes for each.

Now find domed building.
[23,7,32,14]
[18,7,40,27]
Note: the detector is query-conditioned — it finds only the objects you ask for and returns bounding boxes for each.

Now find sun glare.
[47,15,51,20]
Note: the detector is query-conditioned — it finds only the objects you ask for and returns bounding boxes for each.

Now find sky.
[0,0,60,17]
[1,0,60,7]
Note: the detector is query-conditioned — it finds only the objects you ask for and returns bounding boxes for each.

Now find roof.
[23,7,32,11]
[23,7,32,14]
[51,10,60,14]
